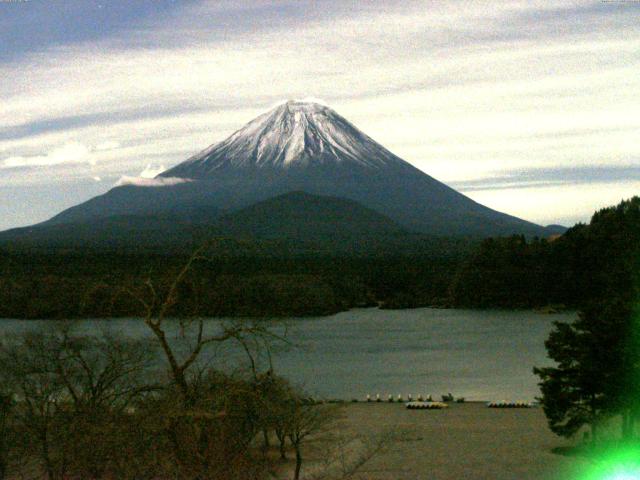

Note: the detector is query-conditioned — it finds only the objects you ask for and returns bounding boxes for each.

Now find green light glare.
[605,470,640,480]
[577,444,640,480]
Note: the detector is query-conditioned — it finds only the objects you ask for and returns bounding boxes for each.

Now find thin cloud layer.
[2,142,92,168]
[1,0,639,230]
[115,176,191,188]
[139,163,167,179]
[1,140,122,170]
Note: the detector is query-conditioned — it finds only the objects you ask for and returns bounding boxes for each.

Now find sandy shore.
[290,402,589,480]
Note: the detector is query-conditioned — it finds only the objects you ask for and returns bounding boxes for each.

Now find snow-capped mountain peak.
[161,100,408,178]
[42,101,551,238]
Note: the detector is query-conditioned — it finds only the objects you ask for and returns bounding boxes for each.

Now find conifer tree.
[535,197,640,441]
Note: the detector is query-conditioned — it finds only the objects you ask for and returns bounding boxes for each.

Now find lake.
[0,308,574,402]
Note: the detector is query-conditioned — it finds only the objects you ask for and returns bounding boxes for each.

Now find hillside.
[0,192,414,254]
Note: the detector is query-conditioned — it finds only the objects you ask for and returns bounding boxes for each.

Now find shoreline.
[0,304,577,322]
[289,402,587,480]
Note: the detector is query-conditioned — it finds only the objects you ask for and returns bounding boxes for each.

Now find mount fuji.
[9,101,558,244]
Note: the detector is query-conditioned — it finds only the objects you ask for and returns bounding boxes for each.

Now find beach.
[288,402,588,480]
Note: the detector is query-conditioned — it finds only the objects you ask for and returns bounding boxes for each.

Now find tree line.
[0,247,468,319]
[4,199,633,319]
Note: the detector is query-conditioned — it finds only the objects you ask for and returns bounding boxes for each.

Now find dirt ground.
[289,402,590,480]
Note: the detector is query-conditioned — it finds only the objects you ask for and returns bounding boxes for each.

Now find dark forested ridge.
[0,247,470,319]
[449,197,640,309]
[1,197,637,320]
[0,191,474,319]
[0,191,413,253]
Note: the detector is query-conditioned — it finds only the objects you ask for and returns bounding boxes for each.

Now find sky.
[1,0,639,231]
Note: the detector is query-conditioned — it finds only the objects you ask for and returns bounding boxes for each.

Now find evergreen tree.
[534,197,640,441]
[534,301,634,440]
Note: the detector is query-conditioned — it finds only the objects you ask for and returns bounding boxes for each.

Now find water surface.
[0,308,573,401]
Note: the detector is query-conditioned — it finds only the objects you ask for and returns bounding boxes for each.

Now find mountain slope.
[0,192,412,252]
[215,191,408,242]
[39,100,552,238]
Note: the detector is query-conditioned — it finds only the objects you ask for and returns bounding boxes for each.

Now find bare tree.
[233,322,292,453]
[286,402,342,480]
[308,429,399,480]
[0,325,153,480]
[53,326,155,479]
[118,244,279,405]
[0,330,71,480]
[114,244,287,479]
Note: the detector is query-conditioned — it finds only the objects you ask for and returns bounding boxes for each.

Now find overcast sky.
[1,0,639,231]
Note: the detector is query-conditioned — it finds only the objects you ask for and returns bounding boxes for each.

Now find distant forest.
[1,197,637,319]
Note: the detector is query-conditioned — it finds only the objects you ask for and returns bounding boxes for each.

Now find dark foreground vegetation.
[0,297,390,480]
[1,198,639,319]
[534,197,640,471]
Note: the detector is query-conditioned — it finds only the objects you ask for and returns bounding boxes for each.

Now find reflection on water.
[0,308,574,401]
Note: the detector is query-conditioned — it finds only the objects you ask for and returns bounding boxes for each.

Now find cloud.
[95,140,120,151]
[1,140,126,171]
[450,165,640,192]
[2,142,92,168]
[465,180,640,227]
[115,176,191,187]
[139,163,167,178]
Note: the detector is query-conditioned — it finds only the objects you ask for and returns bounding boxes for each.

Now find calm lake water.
[0,308,574,402]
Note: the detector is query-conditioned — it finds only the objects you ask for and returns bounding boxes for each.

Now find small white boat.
[405,401,449,410]
[487,401,533,408]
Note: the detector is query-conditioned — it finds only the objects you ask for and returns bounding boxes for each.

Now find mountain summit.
[162,100,401,176]
[36,101,554,238]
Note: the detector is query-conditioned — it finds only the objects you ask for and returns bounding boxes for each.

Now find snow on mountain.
[161,100,407,178]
